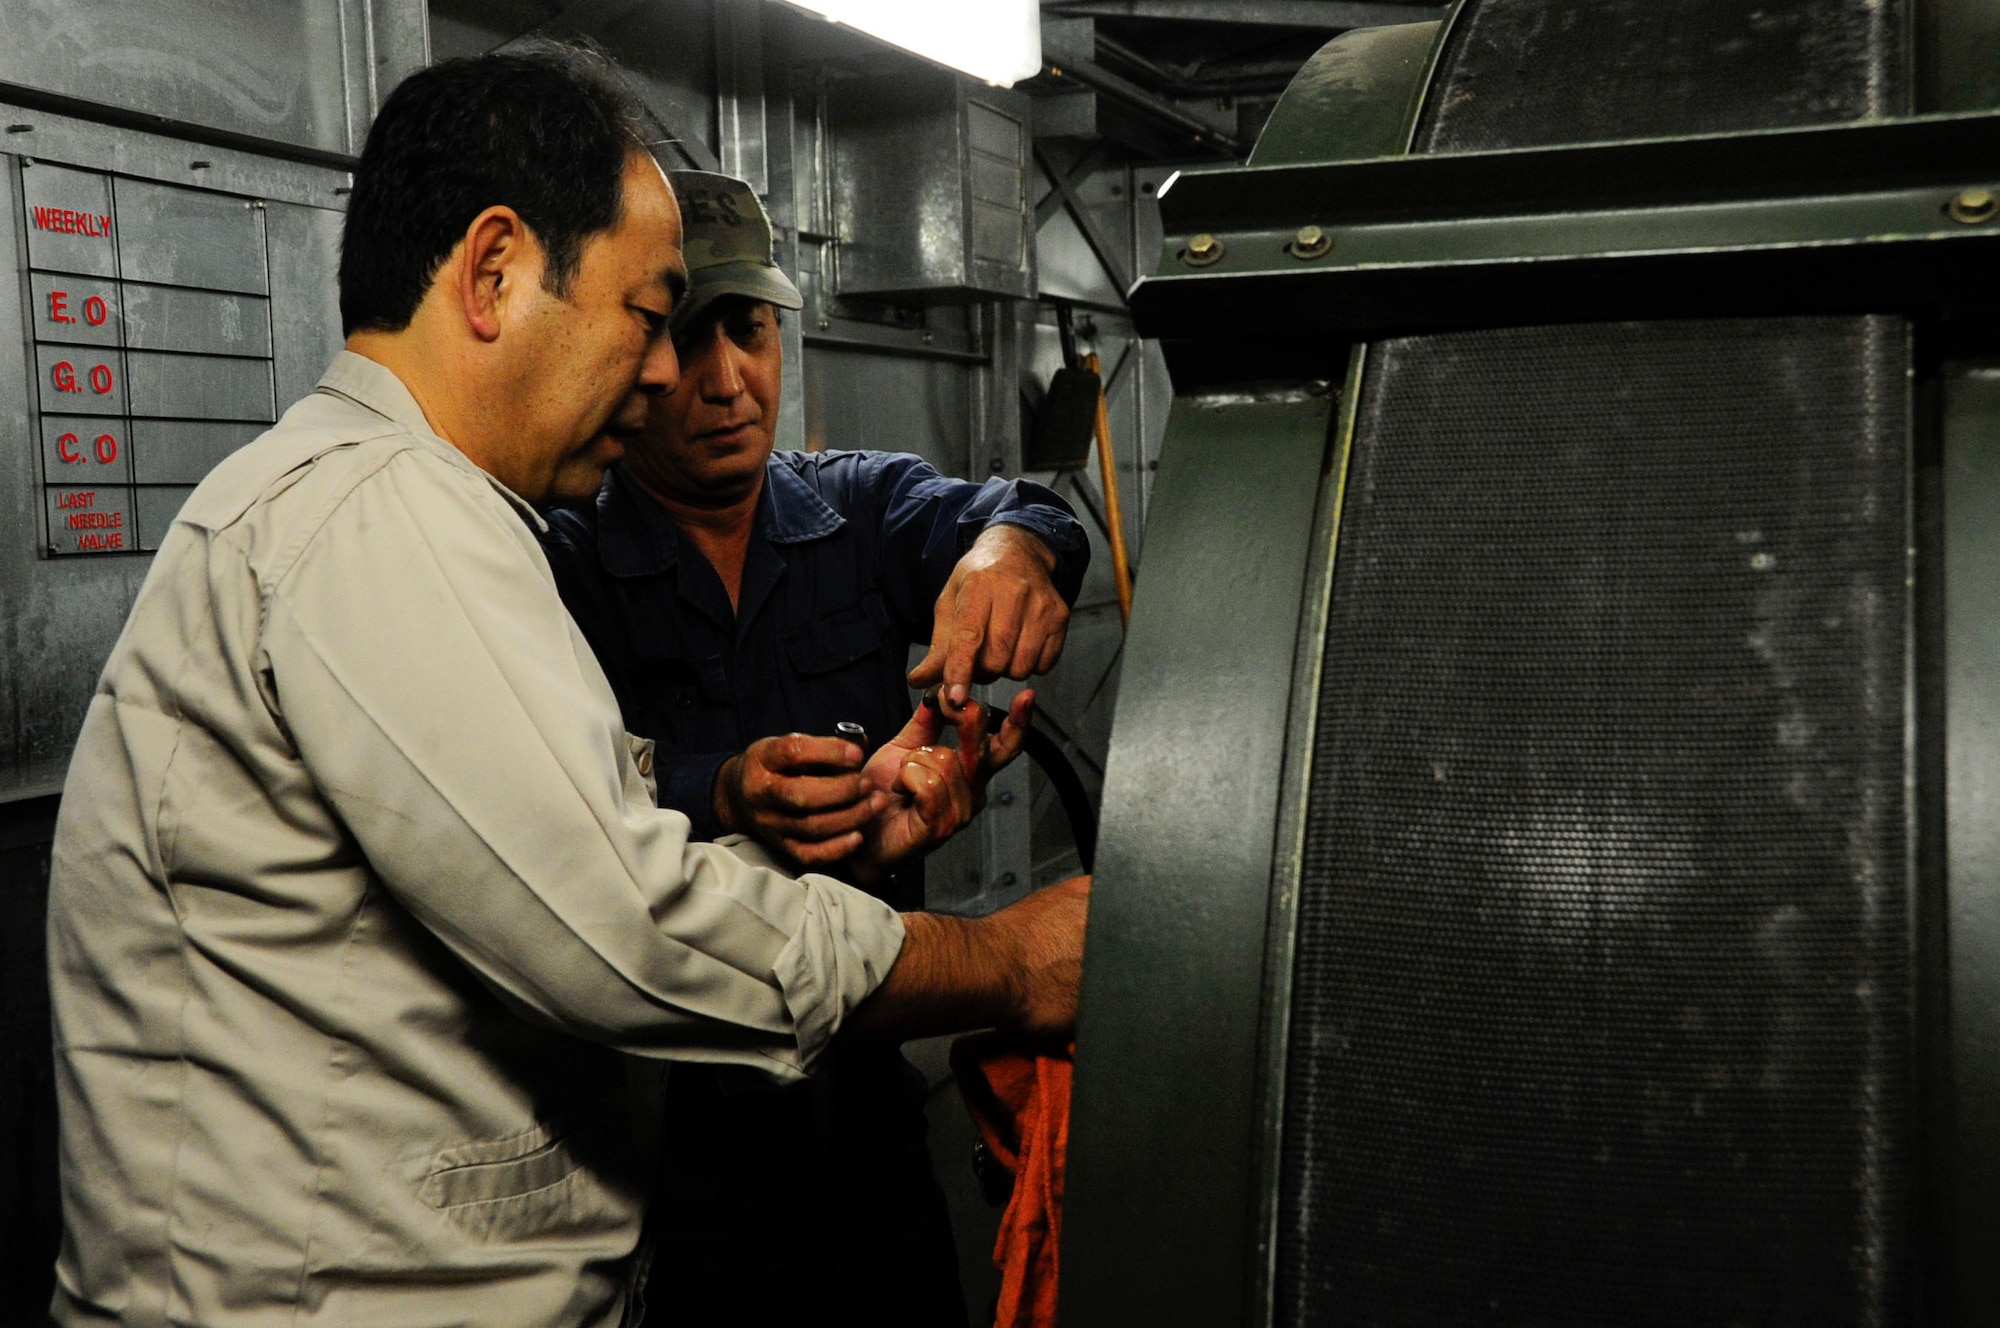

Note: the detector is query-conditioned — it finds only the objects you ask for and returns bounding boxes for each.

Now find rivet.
[1947,187,1998,224]
[1286,224,1334,259]
[1182,232,1224,268]
[818,317,831,330]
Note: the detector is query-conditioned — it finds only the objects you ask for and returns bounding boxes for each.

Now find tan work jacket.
[47,352,905,1327]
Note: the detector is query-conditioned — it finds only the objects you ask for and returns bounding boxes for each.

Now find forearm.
[844,911,1015,1040]
[843,875,1088,1042]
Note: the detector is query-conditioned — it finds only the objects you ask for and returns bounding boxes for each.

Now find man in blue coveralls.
[542,172,1088,1325]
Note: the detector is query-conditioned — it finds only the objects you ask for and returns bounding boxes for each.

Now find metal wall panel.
[113,177,270,295]
[2,105,348,784]
[125,352,275,421]
[27,272,118,348]
[265,200,346,409]
[130,420,266,486]
[122,285,274,358]
[0,0,426,158]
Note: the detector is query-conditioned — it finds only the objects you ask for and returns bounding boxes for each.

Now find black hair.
[338,43,651,336]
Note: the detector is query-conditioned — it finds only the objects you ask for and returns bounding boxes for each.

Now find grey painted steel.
[129,421,265,486]
[714,0,769,197]
[266,200,347,410]
[111,177,269,296]
[1059,383,1334,1328]
[2,121,346,785]
[121,285,274,359]
[0,0,425,158]
[828,68,1037,302]
[0,103,354,210]
[124,352,275,422]
[1944,362,2000,1325]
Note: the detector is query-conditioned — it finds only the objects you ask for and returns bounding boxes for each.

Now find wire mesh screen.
[1275,316,1911,1325]
[1275,1,1914,1321]
[1415,0,1908,152]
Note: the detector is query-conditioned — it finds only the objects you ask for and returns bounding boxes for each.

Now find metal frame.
[1941,361,2000,1323]
[1056,378,1337,1328]
[1059,18,1454,1323]
[1244,343,1365,1325]
[1134,109,2000,341]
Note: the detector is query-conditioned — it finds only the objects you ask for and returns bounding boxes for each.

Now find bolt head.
[1948,187,1998,224]
[1286,224,1335,259]
[1182,233,1225,267]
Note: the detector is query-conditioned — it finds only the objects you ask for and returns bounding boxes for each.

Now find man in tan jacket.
[46,44,1085,1328]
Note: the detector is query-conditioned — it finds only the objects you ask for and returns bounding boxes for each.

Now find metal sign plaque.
[21,160,278,555]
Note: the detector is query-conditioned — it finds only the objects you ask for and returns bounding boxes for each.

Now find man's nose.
[637,333,679,397]
[699,341,747,402]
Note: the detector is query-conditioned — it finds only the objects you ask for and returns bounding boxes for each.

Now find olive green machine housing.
[1060,2,2000,1324]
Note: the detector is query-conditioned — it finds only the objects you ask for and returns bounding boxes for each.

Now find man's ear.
[455,206,531,344]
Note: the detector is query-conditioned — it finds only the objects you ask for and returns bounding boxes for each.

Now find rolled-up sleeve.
[260,451,903,1079]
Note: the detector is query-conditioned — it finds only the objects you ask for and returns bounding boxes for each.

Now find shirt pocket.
[418,1120,641,1243]
[784,592,891,677]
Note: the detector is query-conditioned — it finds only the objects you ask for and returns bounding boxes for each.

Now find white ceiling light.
[781,0,1043,87]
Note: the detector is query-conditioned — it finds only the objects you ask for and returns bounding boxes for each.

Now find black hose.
[1022,722,1097,875]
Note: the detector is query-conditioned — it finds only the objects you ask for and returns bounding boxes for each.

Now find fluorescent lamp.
[782,0,1043,87]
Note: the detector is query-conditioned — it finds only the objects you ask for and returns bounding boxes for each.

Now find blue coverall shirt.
[542,449,1088,910]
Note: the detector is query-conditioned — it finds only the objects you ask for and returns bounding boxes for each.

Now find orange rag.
[951,1035,1074,1328]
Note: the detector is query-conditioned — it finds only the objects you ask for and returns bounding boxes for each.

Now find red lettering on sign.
[89,363,113,394]
[51,361,78,393]
[56,432,81,463]
[94,433,118,464]
[29,206,111,237]
[78,531,124,551]
[48,290,73,323]
[56,491,96,509]
[67,510,124,530]
[83,295,108,326]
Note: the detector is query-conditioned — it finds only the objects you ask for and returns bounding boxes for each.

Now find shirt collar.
[591,455,845,578]
[315,349,549,533]
[761,458,845,545]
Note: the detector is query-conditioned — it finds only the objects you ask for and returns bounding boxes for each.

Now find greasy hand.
[908,525,1069,710]
[992,875,1091,1038]
[847,691,1036,877]
[715,734,886,868]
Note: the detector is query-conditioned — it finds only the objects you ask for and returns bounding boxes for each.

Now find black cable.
[1022,722,1097,875]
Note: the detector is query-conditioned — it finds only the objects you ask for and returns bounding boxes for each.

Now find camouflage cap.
[666,170,804,333]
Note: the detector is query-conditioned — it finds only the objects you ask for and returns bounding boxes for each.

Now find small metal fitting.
[1947,187,1998,225]
[1286,224,1334,259]
[1181,232,1225,267]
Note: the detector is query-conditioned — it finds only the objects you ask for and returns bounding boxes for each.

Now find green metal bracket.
[1135,110,2000,343]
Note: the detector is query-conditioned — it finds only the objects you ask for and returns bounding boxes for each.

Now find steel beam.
[1034,145,1136,298]
[1039,42,1241,158]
